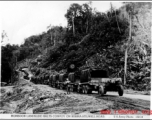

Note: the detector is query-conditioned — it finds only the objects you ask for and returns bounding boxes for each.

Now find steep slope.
[2,2,151,91]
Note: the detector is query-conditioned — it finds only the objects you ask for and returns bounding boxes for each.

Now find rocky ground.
[0,78,150,115]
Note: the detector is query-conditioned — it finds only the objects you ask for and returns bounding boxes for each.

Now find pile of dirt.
[0,80,70,114]
[0,79,112,114]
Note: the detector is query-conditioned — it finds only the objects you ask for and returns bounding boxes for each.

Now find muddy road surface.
[0,80,150,115]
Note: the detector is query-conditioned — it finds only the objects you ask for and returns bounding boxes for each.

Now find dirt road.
[1,81,150,115]
[105,92,150,101]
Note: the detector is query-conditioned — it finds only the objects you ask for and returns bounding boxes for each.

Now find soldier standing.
[66,78,71,94]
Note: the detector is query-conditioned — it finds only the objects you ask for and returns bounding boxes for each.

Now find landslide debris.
[0,78,113,114]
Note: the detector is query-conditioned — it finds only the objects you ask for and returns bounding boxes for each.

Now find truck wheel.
[118,85,123,96]
[84,86,87,94]
[99,86,104,96]
[72,85,74,92]
[60,85,62,90]
[85,86,88,94]
[82,86,85,94]
[70,85,74,92]
[57,83,60,89]
[86,85,92,94]
[85,85,88,94]
[77,85,81,93]
[104,90,107,94]
[88,89,92,94]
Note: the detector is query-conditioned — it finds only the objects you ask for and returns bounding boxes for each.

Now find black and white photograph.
[0,1,151,119]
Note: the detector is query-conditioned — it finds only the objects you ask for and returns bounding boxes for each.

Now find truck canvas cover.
[90,69,108,78]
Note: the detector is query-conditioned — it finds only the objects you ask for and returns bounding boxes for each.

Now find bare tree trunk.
[110,2,113,14]
[110,2,113,18]
[114,9,121,33]
[124,48,128,85]
[72,16,75,36]
[124,12,132,85]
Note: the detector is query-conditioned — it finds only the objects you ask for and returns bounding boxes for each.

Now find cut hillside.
[21,3,152,91]
[2,2,151,91]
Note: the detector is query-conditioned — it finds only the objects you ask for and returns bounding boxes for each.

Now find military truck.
[43,73,49,85]
[51,74,59,88]
[57,73,68,89]
[49,75,53,87]
[58,63,79,92]
[76,68,123,96]
[67,65,123,96]
[67,71,81,92]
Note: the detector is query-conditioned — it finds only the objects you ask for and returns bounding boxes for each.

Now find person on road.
[66,78,71,94]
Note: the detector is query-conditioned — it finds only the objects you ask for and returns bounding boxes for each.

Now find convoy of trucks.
[31,64,124,96]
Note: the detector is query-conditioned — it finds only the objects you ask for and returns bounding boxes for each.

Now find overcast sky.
[0,1,123,45]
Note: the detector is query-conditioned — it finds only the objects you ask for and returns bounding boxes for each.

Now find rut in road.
[92,94,150,111]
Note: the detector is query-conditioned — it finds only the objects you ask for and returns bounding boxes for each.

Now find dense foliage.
[1,44,19,83]
[1,2,151,91]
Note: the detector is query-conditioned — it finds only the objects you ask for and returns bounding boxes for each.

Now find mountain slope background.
[1,2,151,91]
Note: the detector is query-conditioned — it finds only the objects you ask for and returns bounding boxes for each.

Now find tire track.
[65,90,150,111]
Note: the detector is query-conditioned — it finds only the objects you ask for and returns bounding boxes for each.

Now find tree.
[1,30,9,46]
[46,26,66,47]
[1,44,19,84]
[82,2,93,34]
[123,2,151,85]
[65,3,83,36]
